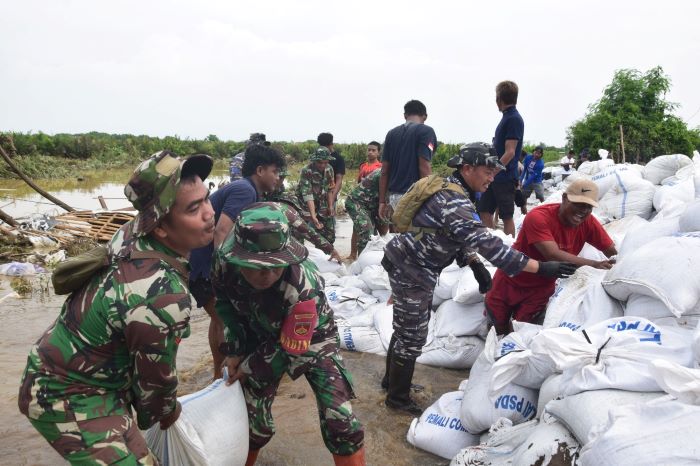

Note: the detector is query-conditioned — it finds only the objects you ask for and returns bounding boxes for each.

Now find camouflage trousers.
[345,198,386,255]
[28,414,158,466]
[242,352,364,455]
[387,265,435,359]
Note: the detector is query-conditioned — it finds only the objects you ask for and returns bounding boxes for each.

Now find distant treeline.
[0,131,563,179]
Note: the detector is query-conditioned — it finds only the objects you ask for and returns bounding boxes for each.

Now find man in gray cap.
[381,142,577,415]
[19,150,215,464]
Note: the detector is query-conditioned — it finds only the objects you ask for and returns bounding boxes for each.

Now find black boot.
[385,356,422,415]
[382,337,424,392]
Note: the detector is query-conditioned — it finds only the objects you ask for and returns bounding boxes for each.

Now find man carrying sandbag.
[486,178,617,335]
[18,150,216,464]
[214,203,365,466]
[381,143,577,415]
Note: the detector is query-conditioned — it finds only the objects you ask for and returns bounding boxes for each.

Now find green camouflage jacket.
[295,163,335,211]
[18,222,192,430]
[213,258,338,381]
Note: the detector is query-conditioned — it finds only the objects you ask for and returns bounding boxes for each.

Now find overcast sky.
[1,0,699,147]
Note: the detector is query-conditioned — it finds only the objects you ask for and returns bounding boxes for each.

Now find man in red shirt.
[485,178,618,334]
[357,141,382,182]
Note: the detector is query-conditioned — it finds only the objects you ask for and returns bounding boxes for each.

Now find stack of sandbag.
[406,381,480,460]
[145,378,248,466]
[459,327,540,435]
[604,235,700,328]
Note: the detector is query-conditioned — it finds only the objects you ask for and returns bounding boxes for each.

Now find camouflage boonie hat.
[246,132,270,147]
[124,150,213,236]
[220,202,308,269]
[309,146,335,162]
[447,142,505,170]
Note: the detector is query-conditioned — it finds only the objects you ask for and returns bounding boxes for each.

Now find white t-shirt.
[560,155,575,170]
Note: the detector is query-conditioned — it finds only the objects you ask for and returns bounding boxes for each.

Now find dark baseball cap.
[447,142,505,170]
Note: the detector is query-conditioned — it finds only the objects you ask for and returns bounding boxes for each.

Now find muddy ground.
[0,218,468,465]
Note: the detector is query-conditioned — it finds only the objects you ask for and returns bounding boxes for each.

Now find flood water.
[0,168,462,465]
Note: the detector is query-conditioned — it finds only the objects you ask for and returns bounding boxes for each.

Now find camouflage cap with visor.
[219,202,308,269]
[309,146,336,162]
[246,132,270,147]
[447,142,505,170]
[124,150,213,236]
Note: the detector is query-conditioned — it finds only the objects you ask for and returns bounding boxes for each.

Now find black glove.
[536,261,578,278]
[470,261,492,293]
[514,189,526,208]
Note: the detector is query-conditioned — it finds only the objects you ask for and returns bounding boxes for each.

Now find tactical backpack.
[391,174,465,239]
[52,245,189,295]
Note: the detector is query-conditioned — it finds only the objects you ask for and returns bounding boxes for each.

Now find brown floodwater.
[0,169,466,465]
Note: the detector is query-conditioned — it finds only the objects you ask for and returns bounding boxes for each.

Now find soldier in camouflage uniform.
[295,146,336,244]
[345,168,389,259]
[213,203,365,466]
[265,171,343,263]
[18,150,215,465]
[230,132,270,181]
[381,143,577,415]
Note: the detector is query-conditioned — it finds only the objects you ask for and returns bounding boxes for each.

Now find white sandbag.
[450,418,538,466]
[337,324,385,355]
[344,302,387,327]
[649,359,700,405]
[417,335,484,369]
[578,396,700,466]
[358,264,390,291]
[431,292,446,308]
[510,414,580,466]
[680,199,700,232]
[460,329,538,434]
[642,153,693,185]
[324,274,370,293]
[602,214,649,244]
[452,265,494,304]
[536,374,563,418]
[544,389,664,446]
[598,176,656,219]
[617,215,679,258]
[577,159,615,176]
[434,300,486,337]
[434,262,462,300]
[653,175,695,213]
[407,390,480,460]
[590,164,642,197]
[530,317,695,395]
[306,246,346,274]
[603,236,700,317]
[695,320,700,368]
[355,234,391,269]
[145,378,248,466]
[543,266,623,331]
[325,286,378,320]
[373,303,394,349]
[371,288,391,303]
[624,294,700,330]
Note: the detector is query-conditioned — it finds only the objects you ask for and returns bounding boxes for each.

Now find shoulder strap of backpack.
[129,249,190,283]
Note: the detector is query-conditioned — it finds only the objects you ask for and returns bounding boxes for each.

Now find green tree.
[567,66,697,163]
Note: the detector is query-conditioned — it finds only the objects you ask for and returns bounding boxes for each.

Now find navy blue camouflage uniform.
[383,173,529,359]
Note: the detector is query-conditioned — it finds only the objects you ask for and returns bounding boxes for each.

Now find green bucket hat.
[220,202,308,269]
[124,150,213,236]
[309,146,335,162]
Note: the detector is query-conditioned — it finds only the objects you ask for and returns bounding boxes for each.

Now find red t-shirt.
[357,161,382,181]
[500,203,614,288]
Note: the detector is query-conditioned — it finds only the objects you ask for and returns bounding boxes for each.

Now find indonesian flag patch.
[280,299,318,355]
